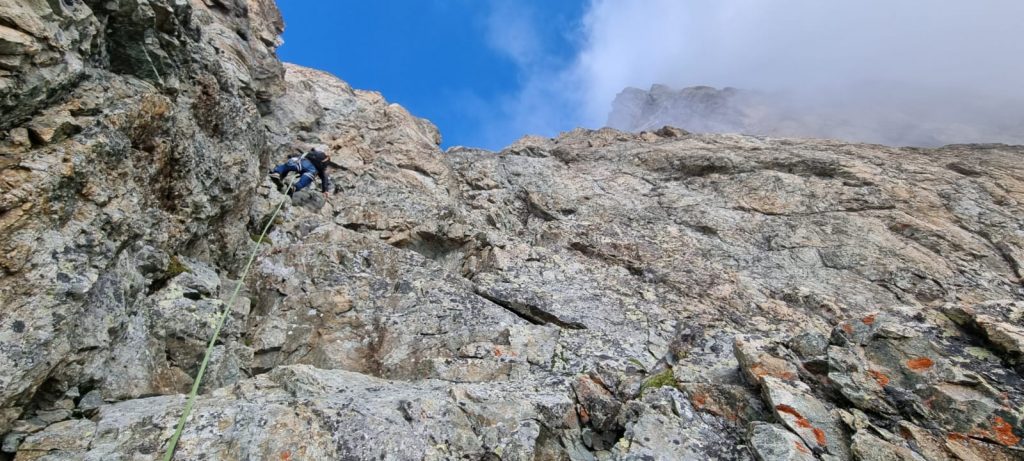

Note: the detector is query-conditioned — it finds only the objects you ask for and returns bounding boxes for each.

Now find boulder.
[849,431,925,461]
[762,376,851,460]
[735,338,800,385]
[748,422,816,461]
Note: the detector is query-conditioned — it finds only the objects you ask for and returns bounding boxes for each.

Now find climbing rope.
[162,174,298,461]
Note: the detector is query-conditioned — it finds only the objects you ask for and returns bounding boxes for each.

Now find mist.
[485,0,1024,147]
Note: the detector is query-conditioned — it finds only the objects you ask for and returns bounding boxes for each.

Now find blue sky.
[277,1,589,150]
[277,1,1024,149]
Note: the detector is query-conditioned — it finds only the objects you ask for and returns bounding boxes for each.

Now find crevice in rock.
[568,378,625,452]
[0,72,89,132]
[679,222,721,240]
[532,421,575,459]
[250,347,282,376]
[397,163,436,183]
[338,218,472,269]
[362,316,388,377]
[393,230,466,264]
[240,289,284,372]
[944,309,1024,374]
[758,158,860,182]
[665,155,737,178]
[341,222,368,232]
[732,203,896,217]
[473,288,586,330]
[0,16,30,36]
[518,190,560,222]
[145,276,171,296]
[145,255,189,295]
[946,161,984,177]
[993,242,1024,287]
[568,241,645,278]
[873,281,914,304]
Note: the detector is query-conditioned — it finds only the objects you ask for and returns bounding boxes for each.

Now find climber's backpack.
[305,150,327,166]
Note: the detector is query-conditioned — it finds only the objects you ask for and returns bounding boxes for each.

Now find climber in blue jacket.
[269,147,332,197]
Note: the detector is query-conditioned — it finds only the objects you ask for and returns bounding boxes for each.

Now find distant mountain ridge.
[607,83,1024,147]
[608,84,749,134]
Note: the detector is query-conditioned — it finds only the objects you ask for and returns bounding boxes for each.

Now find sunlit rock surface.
[1,0,1023,459]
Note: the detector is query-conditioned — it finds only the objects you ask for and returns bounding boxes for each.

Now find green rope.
[162,176,297,460]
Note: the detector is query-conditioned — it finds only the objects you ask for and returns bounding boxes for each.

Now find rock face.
[2,1,1024,460]
[1,0,286,441]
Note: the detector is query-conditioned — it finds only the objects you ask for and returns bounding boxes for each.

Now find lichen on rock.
[2,0,1024,459]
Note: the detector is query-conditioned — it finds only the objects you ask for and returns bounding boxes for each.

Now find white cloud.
[480,0,1024,148]
[460,1,588,148]
[484,2,543,68]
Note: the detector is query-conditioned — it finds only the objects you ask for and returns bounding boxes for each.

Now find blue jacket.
[296,151,331,192]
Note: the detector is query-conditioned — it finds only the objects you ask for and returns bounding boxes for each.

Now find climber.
[268,147,332,198]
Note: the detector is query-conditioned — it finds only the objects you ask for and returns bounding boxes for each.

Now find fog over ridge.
[581,0,1024,146]
[483,0,1024,147]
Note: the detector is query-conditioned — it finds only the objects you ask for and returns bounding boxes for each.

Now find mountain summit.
[608,85,748,134]
[607,83,1024,147]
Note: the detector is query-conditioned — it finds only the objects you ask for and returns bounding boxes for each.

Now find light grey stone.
[76,390,103,412]
[762,376,851,460]
[748,422,815,461]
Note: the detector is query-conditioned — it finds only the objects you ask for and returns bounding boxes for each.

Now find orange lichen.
[991,416,1021,447]
[750,363,797,381]
[775,405,810,427]
[778,407,812,429]
[841,323,854,334]
[280,451,291,461]
[813,427,828,446]
[795,441,811,454]
[775,405,827,447]
[691,393,708,409]
[947,432,969,442]
[868,369,890,387]
[906,357,934,371]
[861,314,877,325]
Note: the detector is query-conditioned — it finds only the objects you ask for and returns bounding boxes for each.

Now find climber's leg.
[270,159,300,188]
[290,171,315,194]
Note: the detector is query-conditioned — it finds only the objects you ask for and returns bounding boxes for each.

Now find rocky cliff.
[2,1,1023,460]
